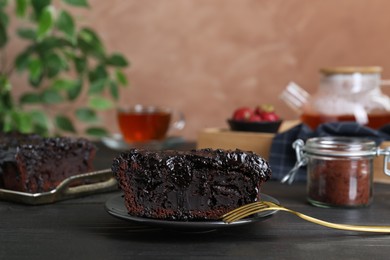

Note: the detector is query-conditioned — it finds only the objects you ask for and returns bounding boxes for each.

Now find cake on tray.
[0,132,96,193]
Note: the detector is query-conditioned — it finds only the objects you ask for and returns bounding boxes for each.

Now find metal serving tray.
[0,169,117,205]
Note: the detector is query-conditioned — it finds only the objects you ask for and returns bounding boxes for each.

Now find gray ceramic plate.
[105,193,279,232]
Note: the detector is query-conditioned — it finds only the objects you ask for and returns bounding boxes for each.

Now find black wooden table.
[1,143,390,260]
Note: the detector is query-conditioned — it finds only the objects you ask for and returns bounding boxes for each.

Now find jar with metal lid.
[300,66,390,129]
[282,136,390,208]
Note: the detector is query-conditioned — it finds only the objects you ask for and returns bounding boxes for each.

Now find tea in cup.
[117,105,185,143]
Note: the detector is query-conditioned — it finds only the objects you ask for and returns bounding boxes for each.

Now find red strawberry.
[255,104,280,122]
[232,107,253,121]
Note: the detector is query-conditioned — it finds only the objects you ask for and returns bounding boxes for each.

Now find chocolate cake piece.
[0,132,96,193]
[112,148,272,221]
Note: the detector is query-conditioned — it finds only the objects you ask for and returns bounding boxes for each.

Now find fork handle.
[273,207,390,233]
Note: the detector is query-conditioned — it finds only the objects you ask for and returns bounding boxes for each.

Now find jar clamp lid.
[305,137,377,157]
[281,136,390,184]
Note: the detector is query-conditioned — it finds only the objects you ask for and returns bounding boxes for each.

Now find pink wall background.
[9,0,390,140]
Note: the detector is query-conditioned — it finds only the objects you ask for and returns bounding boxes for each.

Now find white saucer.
[101,133,185,151]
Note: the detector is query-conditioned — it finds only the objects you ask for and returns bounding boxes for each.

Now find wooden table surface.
[1,142,390,260]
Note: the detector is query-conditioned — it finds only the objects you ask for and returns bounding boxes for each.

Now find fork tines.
[222,201,271,223]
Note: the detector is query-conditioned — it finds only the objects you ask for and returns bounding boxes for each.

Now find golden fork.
[221,201,390,233]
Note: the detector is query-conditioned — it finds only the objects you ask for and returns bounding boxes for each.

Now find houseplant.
[0,0,129,137]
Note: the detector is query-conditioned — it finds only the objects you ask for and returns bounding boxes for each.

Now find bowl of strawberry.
[227,105,282,133]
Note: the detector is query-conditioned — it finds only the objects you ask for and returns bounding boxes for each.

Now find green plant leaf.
[17,28,37,40]
[14,51,31,71]
[42,89,64,104]
[51,78,75,91]
[106,53,128,67]
[62,0,89,7]
[88,64,108,82]
[28,58,42,83]
[0,74,11,93]
[0,12,7,48]
[109,80,119,100]
[88,96,113,110]
[15,0,27,17]
[37,6,55,40]
[35,37,73,52]
[88,78,106,95]
[0,9,9,26]
[75,107,98,122]
[31,0,51,18]
[0,80,13,109]
[85,127,108,137]
[115,70,128,86]
[0,27,6,48]
[74,56,87,74]
[57,10,75,41]
[29,75,43,87]
[78,27,105,58]
[55,114,76,133]
[44,52,67,78]
[31,124,49,136]
[2,114,12,132]
[19,92,42,104]
[32,125,49,136]
[29,110,49,135]
[30,110,48,125]
[0,0,9,8]
[67,79,82,100]
[8,110,33,133]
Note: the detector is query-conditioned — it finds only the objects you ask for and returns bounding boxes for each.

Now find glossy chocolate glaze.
[112,148,271,220]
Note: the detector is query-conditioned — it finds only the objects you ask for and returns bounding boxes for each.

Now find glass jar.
[301,66,390,129]
[284,137,390,208]
[306,137,378,208]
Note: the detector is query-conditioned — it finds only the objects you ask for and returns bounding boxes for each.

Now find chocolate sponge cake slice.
[0,133,96,193]
[112,148,271,221]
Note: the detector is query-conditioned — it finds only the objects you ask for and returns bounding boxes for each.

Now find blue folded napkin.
[269,122,390,182]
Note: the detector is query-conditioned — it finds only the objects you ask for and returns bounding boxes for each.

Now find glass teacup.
[117,105,185,143]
